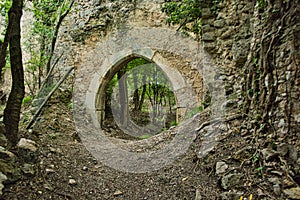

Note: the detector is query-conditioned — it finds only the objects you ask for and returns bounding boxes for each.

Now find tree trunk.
[138,74,147,111]
[4,0,25,146]
[118,69,128,128]
[38,35,46,89]
[132,72,139,111]
[0,19,12,80]
[45,0,74,85]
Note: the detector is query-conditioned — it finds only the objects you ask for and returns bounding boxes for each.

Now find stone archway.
[92,48,199,128]
[74,28,205,130]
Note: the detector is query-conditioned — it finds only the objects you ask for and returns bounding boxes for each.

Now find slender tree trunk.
[132,72,139,111]
[4,0,25,146]
[0,19,12,80]
[45,0,74,85]
[118,69,128,127]
[138,74,147,111]
[38,35,46,89]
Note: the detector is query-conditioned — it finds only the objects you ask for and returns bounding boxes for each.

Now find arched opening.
[99,57,177,139]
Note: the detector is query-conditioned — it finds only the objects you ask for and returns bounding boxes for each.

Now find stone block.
[214,19,225,28]
[202,33,215,41]
[202,8,213,19]
[17,138,38,163]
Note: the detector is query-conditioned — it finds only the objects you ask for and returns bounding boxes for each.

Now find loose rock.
[221,173,243,190]
[283,187,300,199]
[69,179,77,185]
[216,161,228,175]
[0,172,7,196]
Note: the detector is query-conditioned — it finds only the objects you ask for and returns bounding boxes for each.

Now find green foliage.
[138,134,152,140]
[186,105,203,118]
[162,0,222,36]
[68,102,73,110]
[24,0,74,95]
[106,57,177,129]
[254,166,263,177]
[36,84,55,99]
[257,0,266,8]
[126,58,150,71]
[252,154,263,177]
[22,95,33,106]
[170,120,178,126]
[162,0,202,35]
[0,0,12,18]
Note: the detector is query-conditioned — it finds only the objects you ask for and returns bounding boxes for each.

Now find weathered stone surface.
[0,146,16,161]
[283,187,300,199]
[221,173,243,190]
[21,163,35,176]
[261,148,279,161]
[202,33,215,41]
[0,159,21,183]
[202,8,213,19]
[0,172,7,196]
[214,19,225,28]
[221,191,243,200]
[216,161,228,175]
[17,138,37,152]
[17,138,38,163]
[0,124,7,147]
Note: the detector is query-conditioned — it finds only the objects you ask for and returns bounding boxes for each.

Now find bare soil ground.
[1,92,299,199]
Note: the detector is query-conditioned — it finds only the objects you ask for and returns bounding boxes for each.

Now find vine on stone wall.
[242,0,299,135]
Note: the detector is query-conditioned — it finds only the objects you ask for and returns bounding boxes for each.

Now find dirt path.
[1,96,221,200]
[1,93,297,199]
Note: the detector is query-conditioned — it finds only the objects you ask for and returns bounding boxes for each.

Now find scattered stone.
[273,184,281,195]
[68,179,77,185]
[195,189,202,200]
[82,166,88,171]
[45,168,55,173]
[43,183,54,191]
[288,145,298,163]
[22,163,35,175]
[214,19,225,28]
[283,187,300,199]
[0,172,7,196]
[268,177,280,185]
[0,124,7,146]
[17,138,37,152]
[220,190,243,200]
[0,159,21,183]
[202,8,213,19]
[216,161,228,175]
[277,143,289,156]
[221,173,243,190]
[283,178,296,188]
[17,138,38,163]
[202,33,215,41]
[270,170,283,176]
[261,148,279,161]
[113,190,123,196]
[49,147,62,154]
[257,188,265,197]
[0,146,16,161]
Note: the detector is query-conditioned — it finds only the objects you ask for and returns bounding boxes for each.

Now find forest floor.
[1,91,299,200]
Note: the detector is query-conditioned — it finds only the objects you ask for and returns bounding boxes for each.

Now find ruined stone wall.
[58,0,205,125]
[57,0,299,136]
[205,0,299,137]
